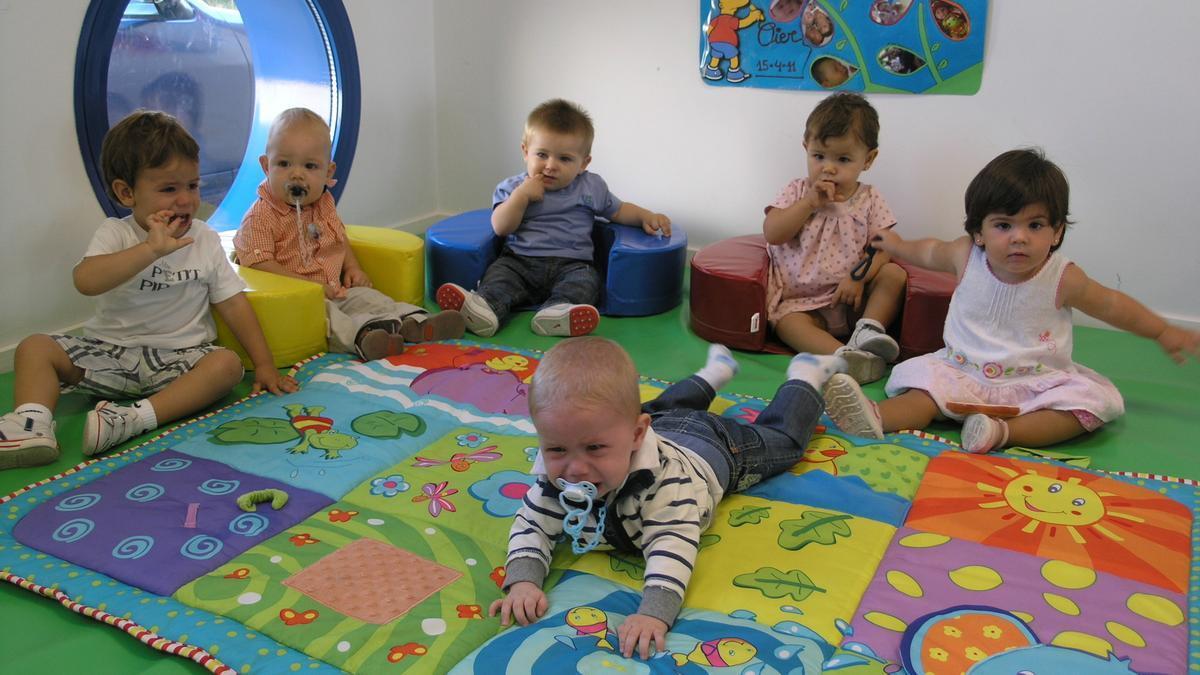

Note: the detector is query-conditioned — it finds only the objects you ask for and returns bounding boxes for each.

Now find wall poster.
[700,0,986,94]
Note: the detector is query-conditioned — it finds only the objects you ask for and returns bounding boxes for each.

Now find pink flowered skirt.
[884,350,1124,430]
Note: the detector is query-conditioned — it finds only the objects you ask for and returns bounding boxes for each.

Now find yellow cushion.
[213,266,327,369]
[214,226,425,369]
[345,225,424,306]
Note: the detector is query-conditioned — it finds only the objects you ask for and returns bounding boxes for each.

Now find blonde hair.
[529,337,640,419]
[266,107,331,155]
[523,98,595,155]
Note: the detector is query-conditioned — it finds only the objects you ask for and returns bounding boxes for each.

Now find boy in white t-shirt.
[0,111,298,470]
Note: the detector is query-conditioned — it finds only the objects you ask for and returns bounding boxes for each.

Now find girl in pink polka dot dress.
[763,92,907,384]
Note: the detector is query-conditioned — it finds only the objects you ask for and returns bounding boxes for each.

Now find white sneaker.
[961,414,1009,454]
[0,412,59,469]
[847,318,900,363]
[436,283,499,337]
[822,373,884,439]
[531,304,600,337]
[83,402,144,456]
[834,346,886,384]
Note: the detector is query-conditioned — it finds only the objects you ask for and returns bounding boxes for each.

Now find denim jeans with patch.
[646,375,823,493]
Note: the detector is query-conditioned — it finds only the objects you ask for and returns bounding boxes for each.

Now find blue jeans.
[645,376,823,493]
[476,248,601,322]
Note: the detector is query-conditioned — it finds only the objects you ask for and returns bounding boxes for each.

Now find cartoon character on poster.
[701,0,765,83]
[698,0,987,94]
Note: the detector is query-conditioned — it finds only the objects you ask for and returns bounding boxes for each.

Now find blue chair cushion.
[426,209,686,316]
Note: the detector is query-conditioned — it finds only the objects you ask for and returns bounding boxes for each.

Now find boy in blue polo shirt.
[436,99,671,337]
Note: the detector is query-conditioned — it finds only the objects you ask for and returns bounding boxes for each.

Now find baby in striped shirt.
[490,336,844,659]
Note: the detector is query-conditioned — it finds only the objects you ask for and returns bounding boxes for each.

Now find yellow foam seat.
[214,226,425,369]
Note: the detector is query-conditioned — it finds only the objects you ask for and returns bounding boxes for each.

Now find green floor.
[2,302,1197,673]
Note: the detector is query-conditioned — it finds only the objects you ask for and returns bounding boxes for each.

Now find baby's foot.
[786,352,846,387]
[695,343,739,390]
[400,310,467,342]
[961,414,1009,454]
[530,304,599,337]
[846,318,900,363]
[437,283,499,337]
[356,329,405,362]
[833,346,886,384]
[822,373,884,439]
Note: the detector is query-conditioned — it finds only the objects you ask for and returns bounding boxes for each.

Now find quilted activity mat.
[2,341,1196,674]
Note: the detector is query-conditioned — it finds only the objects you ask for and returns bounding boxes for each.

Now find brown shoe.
[356,329,405,361]
[400,310,467,343]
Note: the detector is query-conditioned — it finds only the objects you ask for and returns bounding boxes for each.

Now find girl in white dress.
[824,149,1200,453]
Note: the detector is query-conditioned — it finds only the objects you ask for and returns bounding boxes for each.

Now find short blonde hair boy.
[523,99,595,155]
[528,337,640,418]
[266,107,331,154]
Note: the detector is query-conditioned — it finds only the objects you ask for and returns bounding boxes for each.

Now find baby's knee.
[200,348,246,386]
[878,261,907,284]
[14,334,69,368]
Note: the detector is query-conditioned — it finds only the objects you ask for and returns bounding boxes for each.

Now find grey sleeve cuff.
[637,585,683,627]
[502,557,548,592]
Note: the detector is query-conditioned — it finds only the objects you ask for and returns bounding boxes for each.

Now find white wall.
[433,0,1200,328]
[0,0,442,365]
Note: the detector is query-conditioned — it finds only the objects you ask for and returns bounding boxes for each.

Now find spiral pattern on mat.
[112,535,156,560]
[228,513,269,537]
[52,518,95,543]
[198,478,241,496]
[54,492,102,512]
[151,457,193,472]
[124,483,165,502]
[180,534,224,560]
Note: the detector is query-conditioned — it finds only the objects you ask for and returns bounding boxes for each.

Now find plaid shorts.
[51,335,232,400]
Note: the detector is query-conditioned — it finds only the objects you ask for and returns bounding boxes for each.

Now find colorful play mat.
[2,342,1195,673]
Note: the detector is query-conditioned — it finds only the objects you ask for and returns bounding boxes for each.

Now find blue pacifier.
[555,478,606,554]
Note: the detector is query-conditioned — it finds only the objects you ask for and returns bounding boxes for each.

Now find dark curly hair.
[964,149,1071,251]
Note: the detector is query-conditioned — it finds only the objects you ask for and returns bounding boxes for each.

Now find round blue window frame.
[74,0,360,226]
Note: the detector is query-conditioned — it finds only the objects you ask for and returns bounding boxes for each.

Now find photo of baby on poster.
[700,0,986,94]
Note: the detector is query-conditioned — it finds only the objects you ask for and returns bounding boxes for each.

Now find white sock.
[787,353,847,387]
[133,399,158,434]
[14,403,52,428]
[695,344,739,390]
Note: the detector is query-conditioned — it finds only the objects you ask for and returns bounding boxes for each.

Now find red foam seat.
[689,235,956,358]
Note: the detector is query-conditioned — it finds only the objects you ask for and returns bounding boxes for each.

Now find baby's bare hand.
[145,210,194,257]
[808,180,838,209]
[1157,326,1200,364]
[324,283,347,300]
[642,213,672,237]
[488,581,547,627]
[617,614,668,660]
[520,173,546,203]
[868,227,901,254]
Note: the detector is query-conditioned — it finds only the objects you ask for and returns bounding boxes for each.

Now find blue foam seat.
[426,209,687,316]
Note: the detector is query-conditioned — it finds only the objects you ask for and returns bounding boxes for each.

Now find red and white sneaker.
[436,283,499,337]
[531,304,600,337]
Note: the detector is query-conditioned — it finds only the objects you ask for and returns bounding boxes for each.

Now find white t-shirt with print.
[81,216,246,349]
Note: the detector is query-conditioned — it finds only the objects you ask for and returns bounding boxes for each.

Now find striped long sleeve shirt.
[503,427,724,626]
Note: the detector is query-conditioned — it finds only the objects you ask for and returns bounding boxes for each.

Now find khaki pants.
[325,287,425,355]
